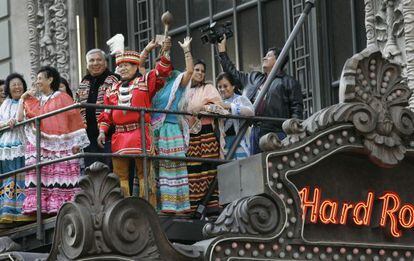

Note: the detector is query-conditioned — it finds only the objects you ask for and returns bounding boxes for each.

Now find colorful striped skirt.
[186,124,220,213]
[154,122,190,214]
[22,142,80,215]
[0,157,33,222]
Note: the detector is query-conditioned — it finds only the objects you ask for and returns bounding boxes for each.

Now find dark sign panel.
[289,152,414,245]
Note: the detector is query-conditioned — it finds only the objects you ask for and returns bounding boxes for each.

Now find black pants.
[84,140,112,168]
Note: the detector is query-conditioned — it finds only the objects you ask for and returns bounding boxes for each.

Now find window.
[238,7,260,72]
[166,0,186,29]
[214,0,233,13]
[190,0,209,22]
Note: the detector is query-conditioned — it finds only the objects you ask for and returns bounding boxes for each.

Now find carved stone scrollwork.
[203,196,282,238]
[27,0,70,81]
[259,119,306,151]
[365,0,376,46]
[259,132,283,151]
[269,49,414,166]
[102,198,158,257]
[48,162,200,261]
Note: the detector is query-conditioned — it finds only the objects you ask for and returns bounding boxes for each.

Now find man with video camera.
[217,35,303,155]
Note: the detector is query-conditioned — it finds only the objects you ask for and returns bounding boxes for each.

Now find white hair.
[86,49,106,62]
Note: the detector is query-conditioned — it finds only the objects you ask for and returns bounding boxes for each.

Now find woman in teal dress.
[0,73,31,223]
[151,37,193,214]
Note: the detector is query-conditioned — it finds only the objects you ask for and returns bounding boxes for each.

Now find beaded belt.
[115,123,140,132]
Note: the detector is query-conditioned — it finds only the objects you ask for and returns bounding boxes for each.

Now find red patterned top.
[23,91,90,151]
[98,56,172,154]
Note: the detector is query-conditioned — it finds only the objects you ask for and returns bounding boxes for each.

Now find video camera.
[200,21,233,44]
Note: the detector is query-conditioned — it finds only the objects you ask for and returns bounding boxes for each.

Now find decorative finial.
[161,11,173,36]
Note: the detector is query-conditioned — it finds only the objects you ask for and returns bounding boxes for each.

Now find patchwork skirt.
[0,157,33,222]
[186,124,220,213]
[22,142,80,215]
[154,122,190,214]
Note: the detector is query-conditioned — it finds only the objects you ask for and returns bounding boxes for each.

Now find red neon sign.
[299,187,414,238]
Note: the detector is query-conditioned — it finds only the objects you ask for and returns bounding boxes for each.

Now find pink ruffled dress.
[22,91,90,214]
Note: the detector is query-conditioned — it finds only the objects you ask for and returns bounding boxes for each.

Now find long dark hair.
[216,72,241,95]
[4,73,28,99]
[192,59,207,86]
[60,77,73,98]
[194,59,206,71]
[38,66,61,91]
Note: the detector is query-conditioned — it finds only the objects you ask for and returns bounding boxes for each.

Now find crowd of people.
[0,34,303,224]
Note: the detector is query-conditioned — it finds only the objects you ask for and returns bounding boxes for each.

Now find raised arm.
[17,88,37,122]
[146,37,173,98]
[139,39,158,75]
[217,35,249,89]
[178,36,194,87]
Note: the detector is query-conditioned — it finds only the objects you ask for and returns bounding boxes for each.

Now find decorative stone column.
[27,0,77,84]
[365,0,376,47]
[364,0,414,110]
[403,0,414,110]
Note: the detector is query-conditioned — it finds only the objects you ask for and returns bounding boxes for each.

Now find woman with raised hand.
[151,36,193,214]
[0,73,31,223]
[18,66,89,215]
[180,59,227,214]
[216,72,254,159]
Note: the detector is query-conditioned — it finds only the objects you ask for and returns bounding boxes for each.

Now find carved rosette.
[48,162,199,261]
[27,0,70,81]
[340,49,414,165]
[203,196,283,237]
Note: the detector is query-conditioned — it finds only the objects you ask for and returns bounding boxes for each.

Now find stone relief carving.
[261,48,414,166]
[47,162,200,261]
[402,0,414,110]
[375,0,405,64]
[365,0,376,46]
[365,0,406,65]
[27,0,70,81]
[203,196,282,238]
[365,0,414,109]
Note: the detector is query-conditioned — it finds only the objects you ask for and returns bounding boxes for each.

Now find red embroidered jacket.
[98,56,172,154]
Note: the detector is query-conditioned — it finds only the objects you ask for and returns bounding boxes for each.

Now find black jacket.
[219,52,303,132]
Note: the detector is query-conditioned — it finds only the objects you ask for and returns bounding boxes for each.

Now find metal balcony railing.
[0,102,286,241]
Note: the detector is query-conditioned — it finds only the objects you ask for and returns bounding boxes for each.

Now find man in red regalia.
[97,39,172,205]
